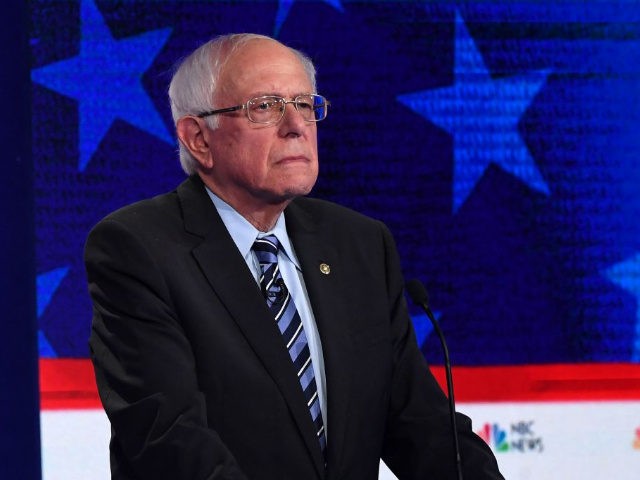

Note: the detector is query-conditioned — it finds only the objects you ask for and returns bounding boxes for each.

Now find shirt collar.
[205,186,300,269]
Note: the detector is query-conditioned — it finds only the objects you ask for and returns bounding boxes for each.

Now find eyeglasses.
[196,94,330,125]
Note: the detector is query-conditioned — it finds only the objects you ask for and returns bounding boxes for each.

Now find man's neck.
[200,177,290,232]
[240,206,287,232]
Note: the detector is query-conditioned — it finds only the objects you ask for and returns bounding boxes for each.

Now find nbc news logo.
[477,421,543,453]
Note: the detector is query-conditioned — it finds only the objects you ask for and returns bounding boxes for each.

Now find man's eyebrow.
[247,91,274,97]
[246,92,313,99]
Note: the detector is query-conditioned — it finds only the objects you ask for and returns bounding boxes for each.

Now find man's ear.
[176,116,214,169]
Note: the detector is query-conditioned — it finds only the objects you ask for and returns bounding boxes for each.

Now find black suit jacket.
[85,175,503,480]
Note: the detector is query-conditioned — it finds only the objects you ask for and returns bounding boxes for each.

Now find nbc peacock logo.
[477,420,543,453]
[477,423,509,452]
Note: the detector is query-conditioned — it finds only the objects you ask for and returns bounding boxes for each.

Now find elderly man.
[85,33,503,479]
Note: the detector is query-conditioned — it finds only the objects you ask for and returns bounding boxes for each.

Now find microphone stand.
[406,279,463,480]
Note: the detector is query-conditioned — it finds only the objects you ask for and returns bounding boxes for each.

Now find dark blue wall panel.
[1,1,41,478]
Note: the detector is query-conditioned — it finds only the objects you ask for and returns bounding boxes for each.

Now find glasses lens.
[246,95,328,124]
[247,96,284,124]
[296,94,327,121]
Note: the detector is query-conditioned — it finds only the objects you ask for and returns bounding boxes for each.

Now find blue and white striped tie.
[252,235,327,457]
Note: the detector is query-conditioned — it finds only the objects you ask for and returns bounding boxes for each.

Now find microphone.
[406,279,463,480]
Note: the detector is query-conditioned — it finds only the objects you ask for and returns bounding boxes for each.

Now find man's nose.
[278,101,308,135]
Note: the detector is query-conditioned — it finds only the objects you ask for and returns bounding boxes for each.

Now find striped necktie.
[252,235,327,457]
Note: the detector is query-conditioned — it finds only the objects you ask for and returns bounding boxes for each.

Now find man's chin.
[266,183,315,205]
[286,181,316,198]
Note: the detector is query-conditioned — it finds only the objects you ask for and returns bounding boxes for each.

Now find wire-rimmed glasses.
[196,94,330,125]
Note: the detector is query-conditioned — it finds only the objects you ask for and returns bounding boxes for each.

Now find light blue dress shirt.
[205,187,328,438]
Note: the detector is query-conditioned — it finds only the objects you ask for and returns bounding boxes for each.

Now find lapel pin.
[319,263,331,275]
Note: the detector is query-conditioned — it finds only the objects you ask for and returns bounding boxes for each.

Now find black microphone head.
[406,279,429,307]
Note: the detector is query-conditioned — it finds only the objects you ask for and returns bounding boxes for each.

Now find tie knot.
[252,234,280,260]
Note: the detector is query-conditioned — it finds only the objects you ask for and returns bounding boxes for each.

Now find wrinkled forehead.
[217,39,311,97]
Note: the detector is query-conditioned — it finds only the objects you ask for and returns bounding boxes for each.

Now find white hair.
[168,33,317,175]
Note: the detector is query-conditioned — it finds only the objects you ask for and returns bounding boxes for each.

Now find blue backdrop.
[31,0,640,367]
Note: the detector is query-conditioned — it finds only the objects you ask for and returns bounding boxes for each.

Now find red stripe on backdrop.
[40,359,100,409]
[430,363,640,402]
[39,359,640,410]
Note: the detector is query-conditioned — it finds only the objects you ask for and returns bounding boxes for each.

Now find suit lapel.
[286,199,355,476]
[177,177,326,478]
